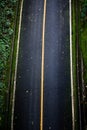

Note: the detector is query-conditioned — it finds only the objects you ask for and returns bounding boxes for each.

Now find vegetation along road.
[1,0,87,130]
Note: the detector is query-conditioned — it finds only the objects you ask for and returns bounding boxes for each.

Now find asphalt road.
[13,0,72,130]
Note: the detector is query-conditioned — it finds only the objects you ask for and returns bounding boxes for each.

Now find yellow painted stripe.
[40,0,47,130]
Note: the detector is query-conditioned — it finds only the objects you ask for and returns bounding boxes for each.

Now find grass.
[79,0,87,86]
[0,0,22,129]
[72,0,80,129]
[79,1,87,128]
[80,24,87,85]
[5,1,23,129]
[72,0,87,128]
[0,0,18,128]
[72,0,87,129]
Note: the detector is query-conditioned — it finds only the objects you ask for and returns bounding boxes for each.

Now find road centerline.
[40,0,47,130]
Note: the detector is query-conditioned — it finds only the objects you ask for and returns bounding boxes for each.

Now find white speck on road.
[26,90,29,93]
[49,126,51,130]
[31,121,34,125]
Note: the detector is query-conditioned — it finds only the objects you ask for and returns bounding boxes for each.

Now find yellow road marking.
[40,0,47,130]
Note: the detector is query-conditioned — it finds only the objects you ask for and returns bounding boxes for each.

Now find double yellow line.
[40,0,47,130]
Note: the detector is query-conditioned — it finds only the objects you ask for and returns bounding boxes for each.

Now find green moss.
[80,0,87,85]
[0,0,19,128]
[5,1,22,129]
[72,1,79,129]
[79,0,87,128]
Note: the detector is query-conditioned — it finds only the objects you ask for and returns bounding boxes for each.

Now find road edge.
[11,0,24,129]
[69,0,75,129]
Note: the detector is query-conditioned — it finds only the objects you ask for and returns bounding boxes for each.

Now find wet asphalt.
[13,0,72,130]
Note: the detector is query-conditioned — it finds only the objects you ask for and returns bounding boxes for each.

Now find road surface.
[13,0,72,130]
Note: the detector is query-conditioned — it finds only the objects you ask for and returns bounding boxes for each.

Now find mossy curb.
[79,0,87,129]
[1,0,23,129]
[6,0,22,130]
[80,0,87,88]
[0,0,21,129]
[72,0,81,129]
[72,0,87,129]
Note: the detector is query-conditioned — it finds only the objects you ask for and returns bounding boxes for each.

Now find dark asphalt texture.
[14,0,72,130]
